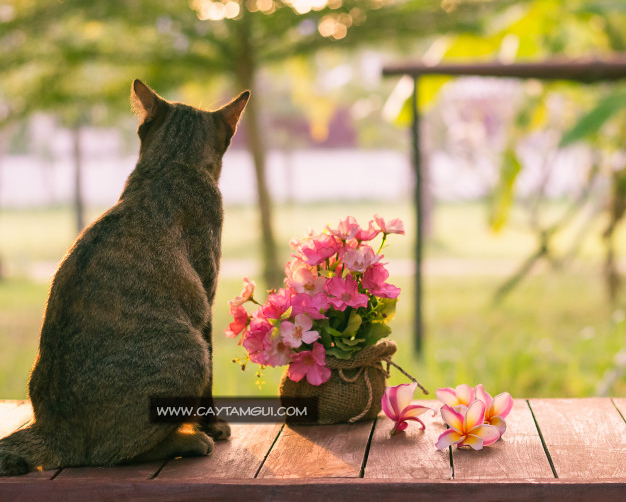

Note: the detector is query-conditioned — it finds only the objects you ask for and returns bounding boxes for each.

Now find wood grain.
[156,423,283,480]
[364,400,451,479]
[453,399,554,480]
[0,400,33,438]
[0,479,624,502]
[54,462,164,481]
[612,398,626,422]
[529,398,626,479]
[257,421,373,478]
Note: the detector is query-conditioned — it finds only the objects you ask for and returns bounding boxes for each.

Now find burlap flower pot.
[279,340,398,425]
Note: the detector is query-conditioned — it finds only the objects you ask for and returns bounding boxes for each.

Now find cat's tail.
[0,425,51,476]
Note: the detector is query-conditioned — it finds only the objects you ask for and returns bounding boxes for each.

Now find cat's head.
[131,79,249,180]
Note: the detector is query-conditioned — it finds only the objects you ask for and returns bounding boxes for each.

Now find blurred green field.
[0,201,625,399]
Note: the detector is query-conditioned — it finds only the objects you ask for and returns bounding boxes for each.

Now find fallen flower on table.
[435,384,476,412]
[475,384,513,435]
[382,383,434,436]
[435,401,501,451]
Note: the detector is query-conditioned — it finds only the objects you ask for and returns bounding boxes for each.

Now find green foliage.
[489,147,522,232]
[560,91,626,146]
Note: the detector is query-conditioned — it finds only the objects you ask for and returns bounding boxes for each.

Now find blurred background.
[1,0,625,399]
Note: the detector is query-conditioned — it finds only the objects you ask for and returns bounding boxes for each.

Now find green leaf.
[362,322,392,346]
[560,92,626,147]
[327,327,344,338]
[326,347,354,360]
[375,298,397,323]
[343,310,362,337]
[489,147,522,233]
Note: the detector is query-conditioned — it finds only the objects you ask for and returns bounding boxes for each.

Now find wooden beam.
[383,56,626,83]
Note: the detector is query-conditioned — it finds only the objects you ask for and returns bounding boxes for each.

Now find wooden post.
[411,77,423,354]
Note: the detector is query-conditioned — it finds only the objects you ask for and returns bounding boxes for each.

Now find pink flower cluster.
[226,215,405,386]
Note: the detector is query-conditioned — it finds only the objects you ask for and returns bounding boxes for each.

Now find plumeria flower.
[324,275,369,310]
[281,313,320,348]
[225,305,249,338]
[229,277,256,307]
[342,245,381,273]
[381,383,434,436]
[436,401,501,451]
[475,384,513,435]
[436,384,476,412]
[374,215,405,235]
[288,343,331,385]
[361,263,401,299]
[327,216,361,241]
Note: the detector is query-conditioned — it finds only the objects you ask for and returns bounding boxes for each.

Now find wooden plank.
[257,421,373,478]
[612,398,626,421]
[453,399,554,480]
[156,423,283,480]
[529,398,626,479]
[54,461,164,481]
[0,479,625,502]
[364,400,451,479]
[0,400,34,438]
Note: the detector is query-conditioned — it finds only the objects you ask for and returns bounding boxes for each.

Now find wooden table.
[0,398,624,501]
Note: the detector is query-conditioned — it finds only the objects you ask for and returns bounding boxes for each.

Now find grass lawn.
[0,201,624,399]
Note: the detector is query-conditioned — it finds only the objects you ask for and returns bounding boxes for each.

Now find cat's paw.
[200,418,231,440]
[177,430,214,457]
[0,452,29,476]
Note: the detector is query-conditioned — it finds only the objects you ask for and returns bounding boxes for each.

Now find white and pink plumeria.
[435,383,514,450]
[435,400,501,451]
[381,383,434,436]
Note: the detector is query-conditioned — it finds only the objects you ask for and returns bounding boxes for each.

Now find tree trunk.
[72,124,85,233]
[234,14,281,287]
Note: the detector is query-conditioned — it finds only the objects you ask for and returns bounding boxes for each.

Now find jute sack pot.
[279,340,397,425]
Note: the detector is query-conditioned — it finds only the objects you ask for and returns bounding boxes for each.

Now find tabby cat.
[0,80,248,475]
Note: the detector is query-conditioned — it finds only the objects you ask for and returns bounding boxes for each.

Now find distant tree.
[0,0,519,285]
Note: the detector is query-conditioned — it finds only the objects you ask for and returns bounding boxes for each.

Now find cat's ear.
[131,80,163,122]
[217,91,250,135]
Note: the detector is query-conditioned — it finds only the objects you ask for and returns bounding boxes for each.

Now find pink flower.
[264,335,293,367]
[242,317,273,364]
[381,383,433,435]
[228,277,256,307]
[327,216,361,240]
[475,384,513,435]
[324,275,369,311]
[288,343,331,385]
[290,292,328,320]
[361,263,401,299]
[355,220,380,241]
[288,266,326,296]
[298,234,339,266]
[435,384,476,411]
[225,305,249,338]
[435,401,501,451]
[260,288,292,320]
[374,214,405,235]
[342,245,381,273]
[281,313,319,348]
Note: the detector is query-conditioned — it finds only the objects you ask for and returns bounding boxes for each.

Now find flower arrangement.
[382,382,513,451]
[225,215,405,387]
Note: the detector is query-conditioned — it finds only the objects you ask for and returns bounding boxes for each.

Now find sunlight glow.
[192,0,241,21]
